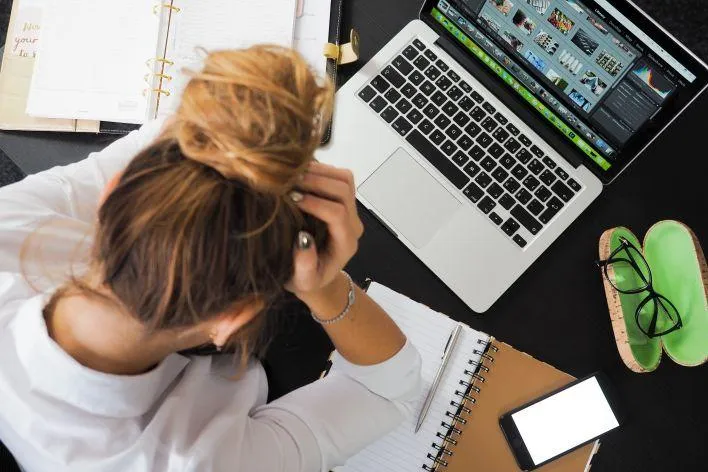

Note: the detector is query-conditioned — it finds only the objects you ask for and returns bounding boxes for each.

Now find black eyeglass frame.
[596,237,683,338]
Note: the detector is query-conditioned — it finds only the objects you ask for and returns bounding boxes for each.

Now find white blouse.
[0,119,423,472]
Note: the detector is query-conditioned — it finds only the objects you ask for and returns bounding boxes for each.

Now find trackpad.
[359,148,461,248]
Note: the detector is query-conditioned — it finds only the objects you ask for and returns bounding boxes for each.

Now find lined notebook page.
[157,0,297,116]
[335,283,489,472]
[26,0,160,123]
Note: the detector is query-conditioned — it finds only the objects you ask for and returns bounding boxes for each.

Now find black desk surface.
[2,1,708,470]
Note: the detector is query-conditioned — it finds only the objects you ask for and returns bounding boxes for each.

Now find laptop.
[317,0,708,312]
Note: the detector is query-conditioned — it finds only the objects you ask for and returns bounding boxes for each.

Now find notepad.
[334,282,599,472]
[26,0,297,123]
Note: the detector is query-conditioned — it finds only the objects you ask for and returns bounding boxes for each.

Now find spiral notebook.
[333,283,599,472]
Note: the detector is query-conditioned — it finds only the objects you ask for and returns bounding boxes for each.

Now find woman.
[0,47,422,471]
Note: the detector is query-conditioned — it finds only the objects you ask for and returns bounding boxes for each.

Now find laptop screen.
[426,0,707,177]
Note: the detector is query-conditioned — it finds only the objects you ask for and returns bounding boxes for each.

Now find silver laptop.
[317,0,708,312]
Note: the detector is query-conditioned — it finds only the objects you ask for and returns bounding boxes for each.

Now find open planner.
[333,283,599,472]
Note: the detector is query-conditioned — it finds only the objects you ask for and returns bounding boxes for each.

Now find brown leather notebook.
[334,283,599,472]
[442,341,598,472]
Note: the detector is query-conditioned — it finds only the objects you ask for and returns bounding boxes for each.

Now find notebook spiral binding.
[422,338,499,471]
[144,3,180,100]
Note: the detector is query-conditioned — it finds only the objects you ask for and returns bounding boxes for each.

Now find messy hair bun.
[169,45,333,194]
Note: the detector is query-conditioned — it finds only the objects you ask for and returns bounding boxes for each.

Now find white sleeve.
[0,118,166,277]
[198,340,422,472]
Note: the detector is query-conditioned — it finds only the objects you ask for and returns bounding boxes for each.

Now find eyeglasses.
[596,237,682,338]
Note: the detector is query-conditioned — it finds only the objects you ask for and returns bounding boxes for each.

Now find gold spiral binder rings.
[143,3,180,98]
[422,338,500,471]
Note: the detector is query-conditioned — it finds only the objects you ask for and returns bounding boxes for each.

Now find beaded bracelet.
[310,271,356,325]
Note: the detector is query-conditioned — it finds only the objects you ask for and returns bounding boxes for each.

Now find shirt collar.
[12,295,190,418]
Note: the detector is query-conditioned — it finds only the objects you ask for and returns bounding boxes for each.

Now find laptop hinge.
[434,36,585,169]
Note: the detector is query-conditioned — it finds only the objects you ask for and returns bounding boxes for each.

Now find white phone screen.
[511,377,619,465]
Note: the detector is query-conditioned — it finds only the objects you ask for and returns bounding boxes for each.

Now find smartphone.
[499,373,624,471]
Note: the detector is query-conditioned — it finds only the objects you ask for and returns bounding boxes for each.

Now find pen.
[415,323,463,433]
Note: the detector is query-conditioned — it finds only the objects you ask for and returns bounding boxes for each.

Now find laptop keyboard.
[357,38,583,248]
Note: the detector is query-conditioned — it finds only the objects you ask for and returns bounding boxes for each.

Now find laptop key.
[503,178,520,193]
[454,111,471,127]
[503,138,521,153]
[481,117,498,132]
[436,75,453,91]
[516,149,533,164]
[442,102,459,117]
[380,106,399,123]
[470,106,486,122]
[539,206,559,224]
[424,65,441,80]
[511,205,542,235]
[465,122,482,137]
[515,188,532,205]
[499,193,515,210]
[423,104,439,119]
[370,96,387,112]
[407,109,424,124]
[506,123,520,136]
[459,80,472,93]
[488,143,505,159]
[392,117,413,136]
[406,130,470,189]
[492,127,510,143]
[568,178,582,192]
[522,175,540,192]
[384,88,401,103]
[424,49,437,61]
[452,151,469,167]
[382,66,405,88]
[539,170,556,186]
[530,144,544,158]
[464,161,481,177]
[528,159,544,175]
[500,153,516,169]
[481,156,496,172]
[431,91,447,106]
[488,183,503,199]
[475,172,492,188]
[371,75,390,93]
[489,212,504,225]
[492,167,508,183]
[482,102,496,115]
[441,140,458,156]
[534,186,551,202]
[395,98,412,113]
[555,168,569,180]
[459,96,475,111]
[518,134,532,146]
[458,134,473,150]
[413,56,430,70]
[413,39,426,50]
[476,132,493,148]
[501,218,520,236]
[435,59,449,72]
[434,114,451,129]
[513,235,527,248]
[469,145,485,161]
[420,80,435,95]
[409,70,425,85]
[551,181,574,202]
[494,113,508,125]
[447,85,463,101]
[512,164,528,180]
[401,83,417,98]
[430,129,445,145]
[393,55,413,75]
[418,119,434,135]
[527,199,544,216]
[358,85,376,102]
[447,125,462,140]
[471,91,484,103]
[412,93,428,109]
[403,45,419,60]
[542,157,557,169]
[477,196,496,214]
[463,182,484,203]
[447,70,460,82]
[547,196,564,211]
